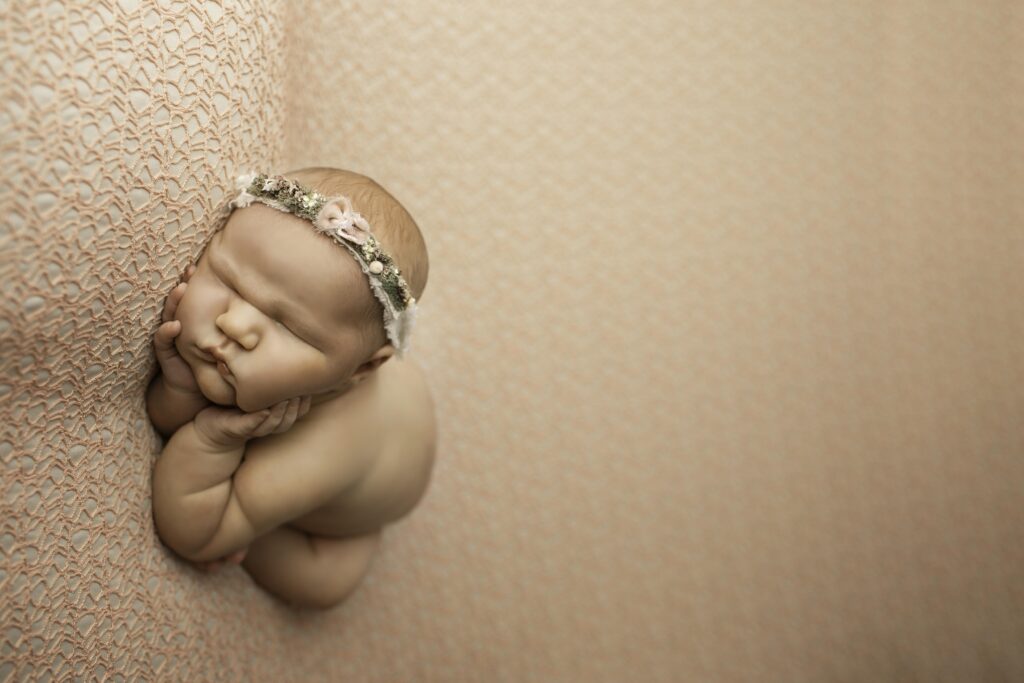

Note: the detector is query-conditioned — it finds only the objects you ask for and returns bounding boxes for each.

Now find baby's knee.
[294,580,359,610]
[241,526,380,609]
[304,531,383,609]
[242,555,359,610]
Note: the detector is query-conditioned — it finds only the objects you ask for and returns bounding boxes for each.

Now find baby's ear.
[353,344,395,380]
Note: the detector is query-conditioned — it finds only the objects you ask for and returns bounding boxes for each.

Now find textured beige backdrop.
[2,1,1022,681]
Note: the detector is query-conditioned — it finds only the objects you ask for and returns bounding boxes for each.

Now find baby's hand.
[154,265,201,395]
[194,397,313,448]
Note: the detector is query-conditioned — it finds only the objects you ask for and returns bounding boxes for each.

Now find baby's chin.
[192,362,278,413]
[193,362,237,407]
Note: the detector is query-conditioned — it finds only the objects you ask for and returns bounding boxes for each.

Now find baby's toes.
[226,548,248,565]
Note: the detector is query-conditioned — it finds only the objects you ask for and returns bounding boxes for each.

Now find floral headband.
[229,172,418,356]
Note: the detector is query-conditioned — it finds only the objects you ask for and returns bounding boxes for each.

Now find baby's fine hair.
[284,167,429,351]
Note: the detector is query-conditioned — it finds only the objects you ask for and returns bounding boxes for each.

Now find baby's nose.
[215,308,259,350]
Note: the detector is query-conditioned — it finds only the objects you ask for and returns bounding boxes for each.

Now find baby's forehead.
[217,205,370,320]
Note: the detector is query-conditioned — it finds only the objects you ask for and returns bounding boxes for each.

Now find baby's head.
[174,168,428,412]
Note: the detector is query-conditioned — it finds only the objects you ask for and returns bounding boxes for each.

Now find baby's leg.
[241,524,382,609]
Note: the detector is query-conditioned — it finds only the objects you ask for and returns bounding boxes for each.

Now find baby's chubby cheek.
[172,321,201,371]
[171,287,204,357]
[172,331,188,360]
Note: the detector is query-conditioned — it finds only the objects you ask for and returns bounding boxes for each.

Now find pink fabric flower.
[314,200,372,245]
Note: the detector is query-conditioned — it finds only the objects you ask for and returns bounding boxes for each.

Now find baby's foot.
[196,547,249,572]
[226,547,248,564]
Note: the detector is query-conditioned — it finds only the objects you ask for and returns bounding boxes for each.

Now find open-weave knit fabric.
[3,1,1024,681]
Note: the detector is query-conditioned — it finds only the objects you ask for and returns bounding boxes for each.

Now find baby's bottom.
[241,524,383,610]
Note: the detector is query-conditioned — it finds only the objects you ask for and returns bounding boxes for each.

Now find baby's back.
[285,356,438,538]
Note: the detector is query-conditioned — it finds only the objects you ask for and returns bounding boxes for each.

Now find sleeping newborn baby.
[146,168,437,609]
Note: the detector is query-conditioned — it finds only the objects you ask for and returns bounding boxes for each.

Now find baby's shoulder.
[307,355,435,454]
[377,355,433,404]
[377,357,436,438]
[285,356,437,535]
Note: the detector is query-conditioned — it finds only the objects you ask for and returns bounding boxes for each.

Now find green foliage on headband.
[246,173,326,221]
[360,239,413,308]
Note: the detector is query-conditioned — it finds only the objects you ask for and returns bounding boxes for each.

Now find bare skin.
[151,265,242,572]
[153,265,306,572]
[149,205,437,608]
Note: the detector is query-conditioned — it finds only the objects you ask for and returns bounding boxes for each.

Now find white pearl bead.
[369,261,384,274]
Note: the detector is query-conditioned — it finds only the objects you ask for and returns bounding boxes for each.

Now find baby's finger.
[238,409,274,437]
[153,320,182,352]
[184,264,196,282]
[272,398,298,428]
[161,282,187,323]
[299,396,312,416]
[195,406,269,446]
[275,397,302,433]
[251,401,290,437]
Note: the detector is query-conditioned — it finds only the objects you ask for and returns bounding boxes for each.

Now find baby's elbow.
[153,519,208,564]
[152,488,203,562]
[173,537,218,564]
[152,505,213,563]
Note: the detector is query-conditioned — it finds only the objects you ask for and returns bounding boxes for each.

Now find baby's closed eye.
[221,273,304,342]
[275,318,300,338]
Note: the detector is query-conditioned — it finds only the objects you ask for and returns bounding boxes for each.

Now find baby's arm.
[152,400,308,562]
[147,374,210,438]
[151,396,373,564]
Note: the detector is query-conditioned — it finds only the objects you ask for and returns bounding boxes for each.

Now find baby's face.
[174,204,374,412]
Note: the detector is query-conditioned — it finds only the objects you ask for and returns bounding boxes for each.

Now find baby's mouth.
[193,347,233,379]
